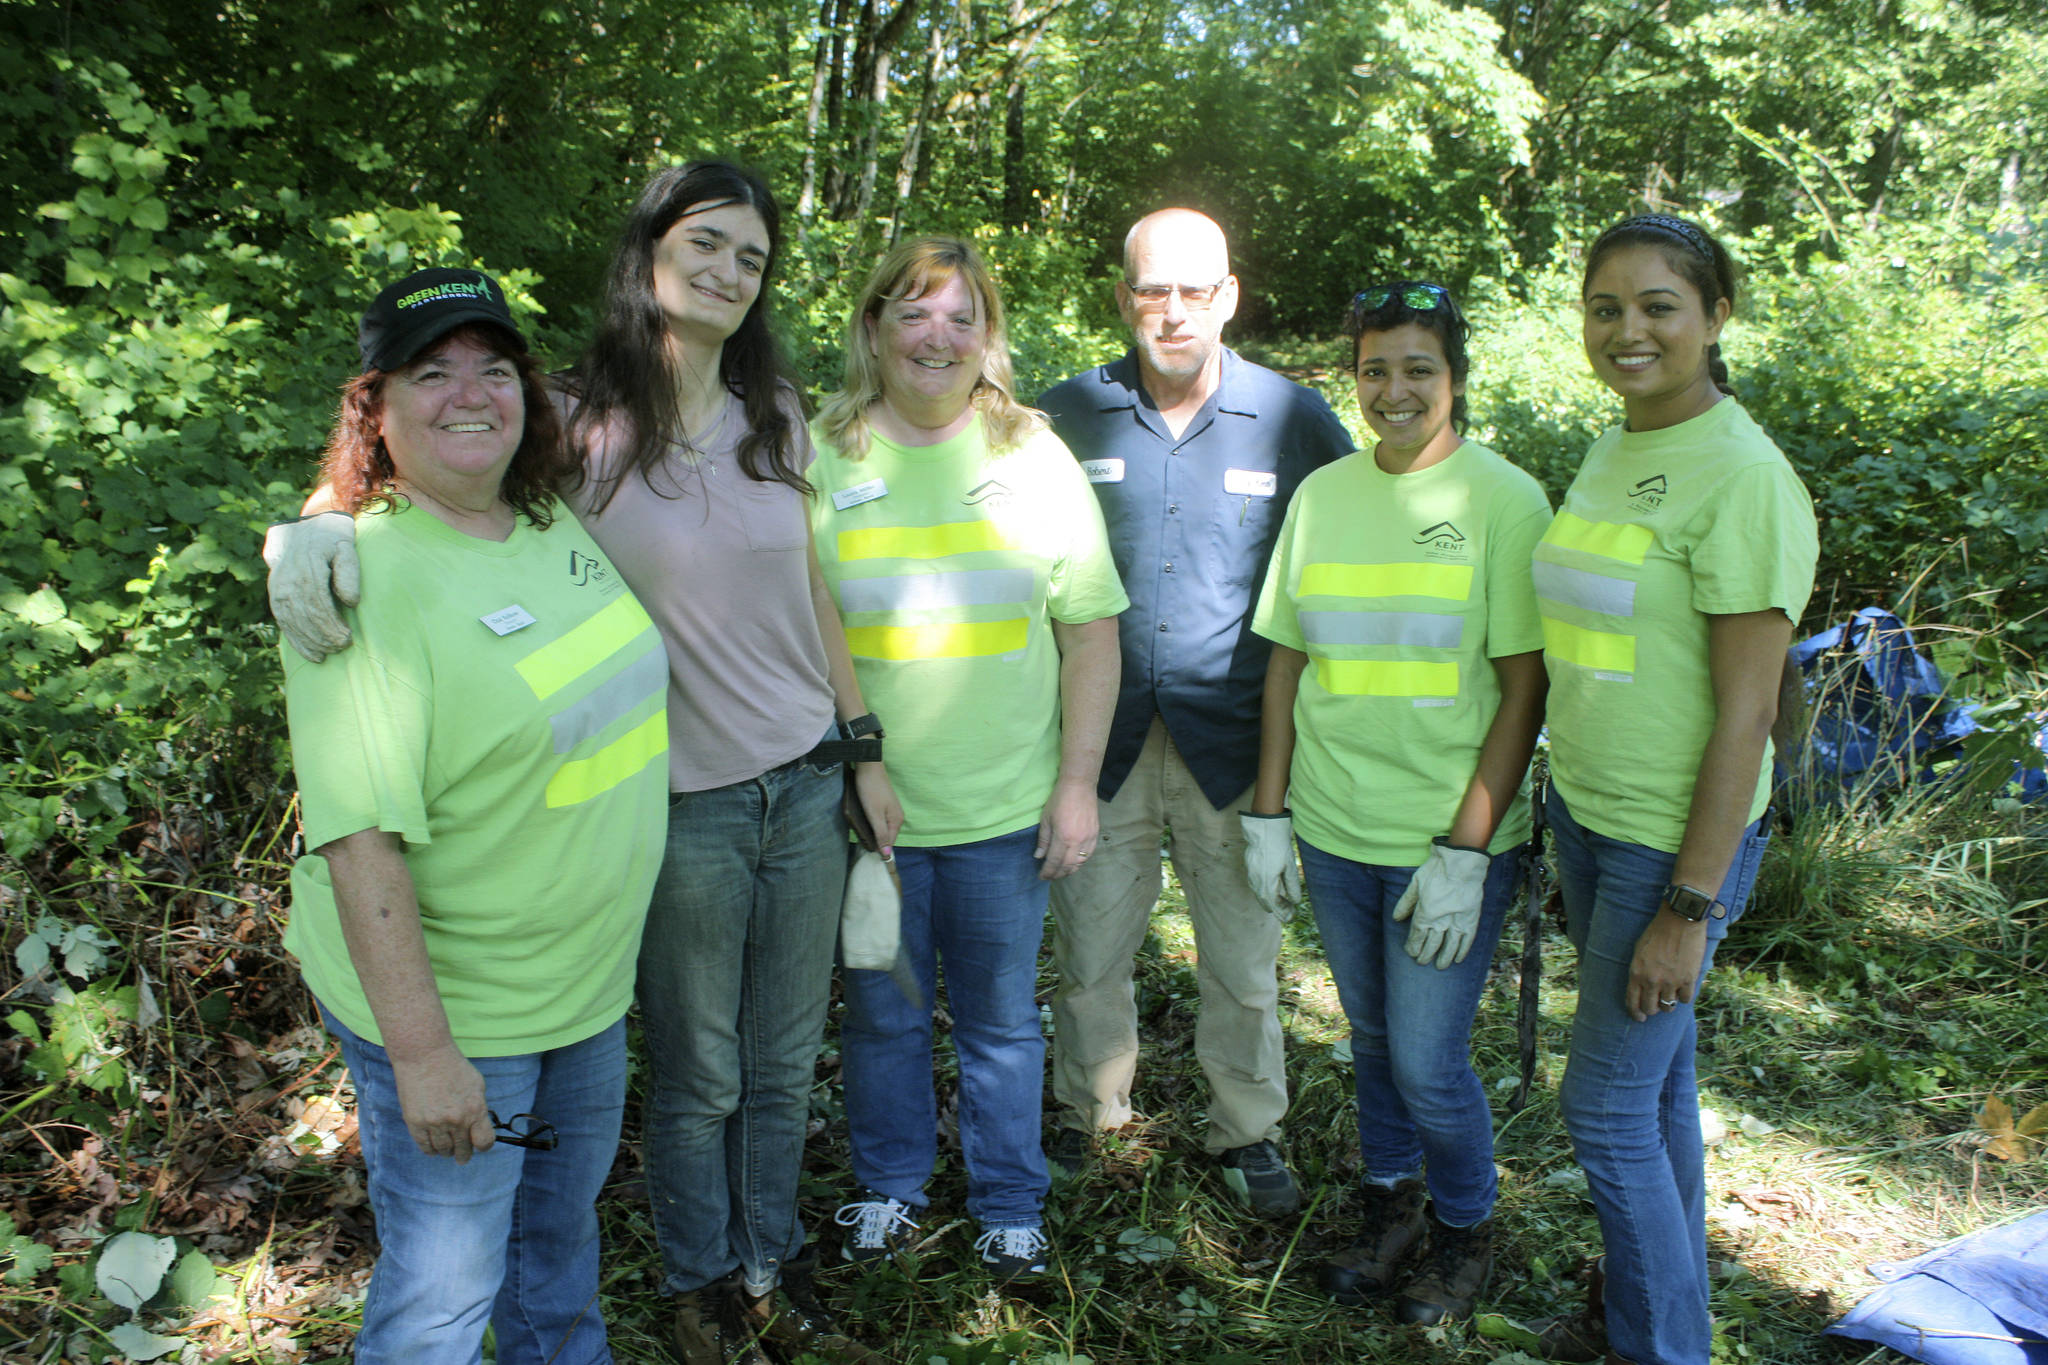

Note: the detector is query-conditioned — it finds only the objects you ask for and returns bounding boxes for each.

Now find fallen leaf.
[1979,1095,2038,1161]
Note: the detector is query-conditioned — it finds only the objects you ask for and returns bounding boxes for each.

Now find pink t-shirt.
[565,388,837,791]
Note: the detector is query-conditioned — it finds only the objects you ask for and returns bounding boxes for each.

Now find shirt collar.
[1093,347,1260,420]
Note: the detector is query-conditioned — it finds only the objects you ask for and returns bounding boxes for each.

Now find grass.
[4,715,2048,1361]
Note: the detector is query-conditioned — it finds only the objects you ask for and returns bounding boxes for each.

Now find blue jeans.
[324,1007,626,1365]
[636,755,846,1296]
[1299,838,1523,1228]
[840,826,1051,1228]
[1548,791,1769,1365]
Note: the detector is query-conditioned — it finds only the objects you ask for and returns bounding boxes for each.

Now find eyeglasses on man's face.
[1125,279,1230,312]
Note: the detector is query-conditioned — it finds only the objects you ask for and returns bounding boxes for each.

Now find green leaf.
[1475,1314,1543,1349]
[95,1231,176,1310]
[2,1225,55,1285]
[167,1249,221,1310]
[1112,1227,1177,1264]
[108,1322,183,1360]
[13,587,66,626]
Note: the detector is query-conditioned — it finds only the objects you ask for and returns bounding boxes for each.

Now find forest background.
[2,0,2046,1361]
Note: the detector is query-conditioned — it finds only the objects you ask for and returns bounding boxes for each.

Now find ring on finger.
[1659,998,1680,1008]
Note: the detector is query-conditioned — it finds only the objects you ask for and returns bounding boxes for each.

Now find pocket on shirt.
[736,474,807,552]
[1205,492,1282,589]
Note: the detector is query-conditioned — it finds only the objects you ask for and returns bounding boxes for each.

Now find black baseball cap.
[357,268,527,372]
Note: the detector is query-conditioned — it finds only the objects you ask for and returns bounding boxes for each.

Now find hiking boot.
[742,1264,884,1364]
[834,1191,920,1265]
[1396,1206,1494,1325]
[671,1274,769,1365]
[974,1223,1049,1282]
[1318,1177,1427,1304]
[1046,1126,1093,1178]
[1217,1139,1302,1218]
[1533,1257,1609,1362]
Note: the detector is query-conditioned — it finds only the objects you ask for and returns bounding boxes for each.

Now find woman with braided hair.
[1532,214,1817,1365]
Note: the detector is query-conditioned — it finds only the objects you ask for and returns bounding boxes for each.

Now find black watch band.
[1660,883,1726,922]
[842,712,884,741]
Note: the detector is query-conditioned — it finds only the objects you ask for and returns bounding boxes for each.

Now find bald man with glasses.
[1037,209,1353,1219]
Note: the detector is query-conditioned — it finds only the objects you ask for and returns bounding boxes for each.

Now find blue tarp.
[1828,1210,2048,1364]
[1779,607,2044,802]
[1782,607,1979,789]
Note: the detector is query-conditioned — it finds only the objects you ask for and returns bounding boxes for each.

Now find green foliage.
[14,981,142,1100]
[0,1213,56,1286]
[0,40,552,857]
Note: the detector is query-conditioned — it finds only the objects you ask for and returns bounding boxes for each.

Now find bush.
[0,55,558,858]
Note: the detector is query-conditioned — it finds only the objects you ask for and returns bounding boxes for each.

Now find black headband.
[1613,213,1714,259]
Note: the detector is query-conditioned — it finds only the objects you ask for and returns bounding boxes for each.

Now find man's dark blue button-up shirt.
[1039,348,1353,808]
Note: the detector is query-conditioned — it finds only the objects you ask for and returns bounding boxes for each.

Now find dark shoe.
[1396,1206,1494,1325]
[834,1191,919,1265]
[1218,1139,1302,1217]
[671,1274,769,1365]
[974,1223,1049,1282]
[743,1269,884,1364]
[1318,1177,1427,1304]
[1046,1126,1093,1177]
[1533,1257,1609,1362]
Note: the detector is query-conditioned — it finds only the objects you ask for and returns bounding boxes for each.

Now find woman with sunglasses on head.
[1247,281,1551,1326]
[811,236,1126,1284]
[281,268,669,1365]
[1533,215,1815,1365]
[266,162,900,1365]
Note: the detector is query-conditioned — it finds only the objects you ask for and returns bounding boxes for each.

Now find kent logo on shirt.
[1413,521,1471,561]
[963,479,1015,511]
[567,550,625,598]
[1628,475,1668,513]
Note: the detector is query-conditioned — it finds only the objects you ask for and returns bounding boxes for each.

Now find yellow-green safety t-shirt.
[284,499,668,1056]
[810,417,1129,846]
[1252,442,1552,865]
[1536,399,1817,852]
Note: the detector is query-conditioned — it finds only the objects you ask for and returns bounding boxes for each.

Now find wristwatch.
[1660,883,1726,922]
[842,712,884,741]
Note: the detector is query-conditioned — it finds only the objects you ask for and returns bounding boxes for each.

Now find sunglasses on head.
[1352,283,1450,313]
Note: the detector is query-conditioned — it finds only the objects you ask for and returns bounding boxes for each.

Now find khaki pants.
[1048,715,1288,1153]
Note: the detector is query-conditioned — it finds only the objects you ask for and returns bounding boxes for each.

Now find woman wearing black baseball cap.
[278,266,669,1365]
[267,165,898,1364]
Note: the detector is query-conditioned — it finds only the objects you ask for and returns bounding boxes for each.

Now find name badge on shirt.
[833,477,889,511]
[481,604,537,636]
[1223,468,1278,498]
[1082,458,1126,484]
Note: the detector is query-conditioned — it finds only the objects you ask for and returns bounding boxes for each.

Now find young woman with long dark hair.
[1534,215,1817,1365]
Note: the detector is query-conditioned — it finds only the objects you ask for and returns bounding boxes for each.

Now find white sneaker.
[834,1192,919,1264]
[973,1223,1048,1281]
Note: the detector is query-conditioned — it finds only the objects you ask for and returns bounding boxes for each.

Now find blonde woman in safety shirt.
[1532,215,1817,1365]
[1247,281,1551,1329]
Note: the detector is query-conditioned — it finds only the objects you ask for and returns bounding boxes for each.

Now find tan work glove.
[1240,811,1302,919]
[263,511,360,661]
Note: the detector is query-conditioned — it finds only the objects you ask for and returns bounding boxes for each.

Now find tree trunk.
[798,0,842,221]
[1001,78,1027,227]
[891,5,952,241]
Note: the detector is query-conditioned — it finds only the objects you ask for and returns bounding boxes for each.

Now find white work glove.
[263,511,361,661]
[1240,811,1302,919]
[1392,840,1490,969]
